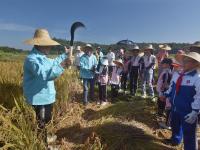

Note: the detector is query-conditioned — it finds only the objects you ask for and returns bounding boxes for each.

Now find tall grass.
[0,59,82,149]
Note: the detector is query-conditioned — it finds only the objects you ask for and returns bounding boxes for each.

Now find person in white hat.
[106,47,116,77]
[157,44,171,75]
[23,28,72,145]
[79,44,98,106]
[110,59,123,100]
[162,52,200,150]
[189,41,200,54]
[74,46,84,70]
[141,44,156,99]
[96,58,109,106]
[129,44,143,96]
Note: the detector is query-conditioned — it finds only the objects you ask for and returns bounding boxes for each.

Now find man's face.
[132,50,139,56]
[37,46,52,55]
[144,49,151,55]
[85,49,92,56]
[182,57,199,72]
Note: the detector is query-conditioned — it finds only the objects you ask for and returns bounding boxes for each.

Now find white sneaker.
[141,94,146,98]
[47,135,57,143]
[101,102,108,106]
[97,101,101,105]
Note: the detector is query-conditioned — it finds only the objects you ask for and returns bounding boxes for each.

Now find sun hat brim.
[24,38,60,46]
[181,52,200,63]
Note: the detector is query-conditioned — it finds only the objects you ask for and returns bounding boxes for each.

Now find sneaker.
[119,89,123,93]
[101,102,108,106]
[97,101,101,105]
[151,97,156,102]
[47,135,57,143]
[141,94,146,98]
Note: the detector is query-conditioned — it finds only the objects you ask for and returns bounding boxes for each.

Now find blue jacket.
[164,70,200,115]
[80,54,97,79]
[23,48,67,105]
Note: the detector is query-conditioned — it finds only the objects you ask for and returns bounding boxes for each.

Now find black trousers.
[33,104,53,144]
[157,98,165,115]
[98,83,107,102]
[121,72,128,91]
[130,66,139,94]
[108,66,114,77]
[111,84,119,99]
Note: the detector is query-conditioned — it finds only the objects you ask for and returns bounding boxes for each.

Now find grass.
[0,53,183,150]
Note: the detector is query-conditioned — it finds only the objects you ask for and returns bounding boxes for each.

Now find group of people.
[23,28,200,150]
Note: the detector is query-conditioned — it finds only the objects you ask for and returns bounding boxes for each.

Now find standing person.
[162,52,200,150]
[121,53,131,94]
[156,44,171,75]
[110,59,123,100]
[74,46,84,70]
[107,47,116,77]
[96,46,104,71]
[129,44,143,96]
[157,58,173,116]
[142,44,156,99]
[189,41,200,54]
[80,44,98,106]
[23,29,72,145]
[96,58,109,106]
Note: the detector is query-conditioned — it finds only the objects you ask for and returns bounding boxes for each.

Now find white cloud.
[0,22,35,32]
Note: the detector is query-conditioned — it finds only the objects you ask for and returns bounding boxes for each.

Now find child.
[110,59,123,99]
[162,52,200,150]
[80,44,98,106]
[121,53,131,94]
[129,44,143,96]
[96,58,109,106]
[157,58,173,116]
[156,44,171,76]
[142,44,156,99]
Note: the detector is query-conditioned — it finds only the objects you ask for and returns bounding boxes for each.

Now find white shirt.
[74,51,84,66]
[143,54,156,68]
[131,55,142,66]
[107,52,115,66]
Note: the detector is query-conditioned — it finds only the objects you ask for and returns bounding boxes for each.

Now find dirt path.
[50,94,183,150]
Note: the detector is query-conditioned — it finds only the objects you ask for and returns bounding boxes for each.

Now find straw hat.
[159,44,171,51]
[143,44,154,50]
[113,59,123,67]
[83,44,93,51]
[191,41,200,48]
[24,28,60,46]
[181,52,200,63]
[101,59,108,66]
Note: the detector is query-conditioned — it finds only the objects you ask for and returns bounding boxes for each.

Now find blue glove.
[184,110,198,124]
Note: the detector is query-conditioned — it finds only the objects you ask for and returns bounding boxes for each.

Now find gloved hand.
[184,110,198,124]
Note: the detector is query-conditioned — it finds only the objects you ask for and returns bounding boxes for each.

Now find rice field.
[0,55,182,150]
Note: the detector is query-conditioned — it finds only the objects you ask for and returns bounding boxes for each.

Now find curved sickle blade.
[70,22,85,46]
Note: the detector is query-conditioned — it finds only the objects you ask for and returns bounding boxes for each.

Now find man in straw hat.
[141,44,156,99]
[79,44,98,106]
[129,44,143,96]
[157,44,171,75]
[23,29,72,145]
[162,52,200,150]
[74,45,84,70]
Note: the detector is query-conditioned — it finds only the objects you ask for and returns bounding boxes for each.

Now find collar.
[182,70,197,76]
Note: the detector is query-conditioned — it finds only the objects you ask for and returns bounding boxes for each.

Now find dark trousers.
[98,83,107,103]
[171,111,197,150]
[157,98,165,115]
[108,66,114,77]
[111,84,119,98]
[130,66,139,94]
[33,104,53,144]
[121,72,128,91]
[83,78,95,104]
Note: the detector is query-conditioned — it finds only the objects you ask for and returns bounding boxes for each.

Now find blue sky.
[0,0,200,50]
